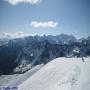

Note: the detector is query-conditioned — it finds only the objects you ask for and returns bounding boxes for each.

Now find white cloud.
[0,31,30,39]
[31,21,58,28]
[4,0,42,5]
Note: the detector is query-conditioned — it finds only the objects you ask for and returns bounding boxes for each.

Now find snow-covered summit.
[18,57,90,90]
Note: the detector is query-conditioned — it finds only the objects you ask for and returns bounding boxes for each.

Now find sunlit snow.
[18,57,90,90]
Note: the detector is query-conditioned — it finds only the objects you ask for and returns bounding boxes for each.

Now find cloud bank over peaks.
[0,31,30,39]
[4,0,42,5]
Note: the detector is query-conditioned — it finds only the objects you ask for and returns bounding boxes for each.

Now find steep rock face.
[0,35,90,75]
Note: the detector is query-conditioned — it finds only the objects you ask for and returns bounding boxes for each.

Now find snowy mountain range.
[0,34,90,75]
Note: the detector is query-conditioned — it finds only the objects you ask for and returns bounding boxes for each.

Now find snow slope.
[0,64,44,87]
[18,57,90,90]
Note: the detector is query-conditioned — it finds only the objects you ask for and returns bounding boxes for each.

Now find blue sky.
[0,0,90,38]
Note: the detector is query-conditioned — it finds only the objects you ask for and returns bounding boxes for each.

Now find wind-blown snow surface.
[0,64,44,87]
[18,57,90,90]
